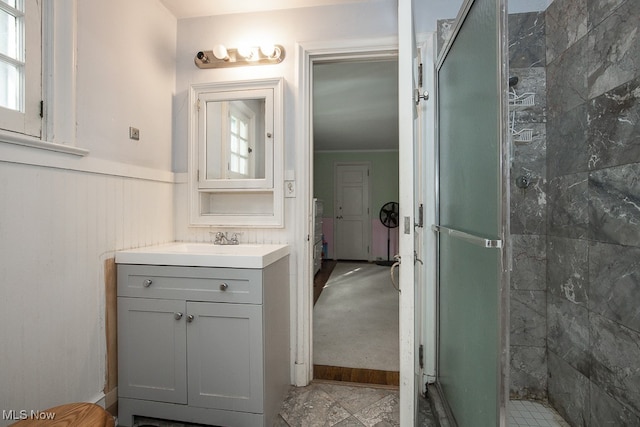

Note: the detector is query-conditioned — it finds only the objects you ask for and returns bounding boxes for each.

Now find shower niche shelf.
[508,88,535,142]
[508,91,535,108]
[511,128,533,142]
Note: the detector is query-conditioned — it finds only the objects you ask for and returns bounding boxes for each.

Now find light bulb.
[260,44,276,58]
[212,44,229,61]
[237,45,254,60]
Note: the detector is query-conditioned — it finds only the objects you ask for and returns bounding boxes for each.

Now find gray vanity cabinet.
[116,257,289,427]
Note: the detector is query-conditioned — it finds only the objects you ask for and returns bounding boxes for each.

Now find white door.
[334,163,370,260]
[398,0,420,425]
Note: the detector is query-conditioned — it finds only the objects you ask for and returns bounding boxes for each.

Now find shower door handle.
[432,225,502,249]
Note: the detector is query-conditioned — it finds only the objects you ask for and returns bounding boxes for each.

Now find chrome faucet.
[214,232,227,245]
[212,231,240,245]
[229,233,239,245]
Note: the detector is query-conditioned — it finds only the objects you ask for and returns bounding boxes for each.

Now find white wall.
[76,0,176,170]
[0,1,176,422]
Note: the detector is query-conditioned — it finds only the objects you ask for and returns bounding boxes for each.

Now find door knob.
[143,279,153,287]
[390,255,400,293]
[174,312,183,320]
[219,283,229,291]
[187,314,195,323]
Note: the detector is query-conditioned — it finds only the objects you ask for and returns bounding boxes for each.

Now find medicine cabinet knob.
[144,279,153,287]
[219,282,229,291]
[187,314,195,323]
[174,312,183,320]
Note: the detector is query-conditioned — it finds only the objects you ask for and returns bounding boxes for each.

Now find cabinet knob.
[174,312,183,320]
[144,279,153,287]
[187,314,194,323]
[219,282,229,291]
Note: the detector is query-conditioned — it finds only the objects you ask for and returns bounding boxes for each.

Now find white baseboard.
[90,392,106,408]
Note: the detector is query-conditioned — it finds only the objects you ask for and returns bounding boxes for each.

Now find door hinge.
[39,100,44,118]
[197,170,200,181]
[197,99,201,111]
[418,63,423,88]
[417,203,424,228]
[367,245,370,253]
[367,169,370,177]
[419,344,424,369]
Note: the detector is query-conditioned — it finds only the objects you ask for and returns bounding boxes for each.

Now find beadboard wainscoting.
[0,159,174,426]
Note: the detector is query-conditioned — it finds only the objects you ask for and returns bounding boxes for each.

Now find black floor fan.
[376,201,399,266]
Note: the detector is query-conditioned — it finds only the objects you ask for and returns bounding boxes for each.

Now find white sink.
[115,242,290,269]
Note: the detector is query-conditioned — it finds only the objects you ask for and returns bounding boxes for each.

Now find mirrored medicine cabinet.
[188,78,284,227]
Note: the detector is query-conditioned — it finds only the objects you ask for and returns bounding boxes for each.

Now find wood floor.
[313,259,337,305]
[313,364,400,387]
[313,260,399,387]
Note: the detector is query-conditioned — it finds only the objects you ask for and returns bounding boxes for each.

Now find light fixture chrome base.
[195,45,285,69]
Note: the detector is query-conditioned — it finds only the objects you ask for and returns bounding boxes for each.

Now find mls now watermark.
[3,409,56,421]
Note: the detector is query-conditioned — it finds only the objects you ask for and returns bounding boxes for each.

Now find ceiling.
[160,0,399,152]
[159,0,370,19]
[313,59,399,152]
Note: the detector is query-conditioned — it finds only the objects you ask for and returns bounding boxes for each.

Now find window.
[0,0,41,137]
[0,0,22,111]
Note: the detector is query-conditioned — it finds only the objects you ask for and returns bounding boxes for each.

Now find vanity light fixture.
[194,44,285,69]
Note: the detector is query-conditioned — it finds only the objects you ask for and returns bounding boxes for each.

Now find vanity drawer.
[117,264,263,304]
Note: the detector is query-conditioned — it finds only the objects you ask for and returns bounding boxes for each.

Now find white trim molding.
[42,0,78,147]
[0,138,174,184]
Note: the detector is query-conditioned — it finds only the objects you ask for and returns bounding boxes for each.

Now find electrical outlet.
[129,127,140,140]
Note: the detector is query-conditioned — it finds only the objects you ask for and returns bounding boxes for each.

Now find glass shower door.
[435,0,509,425]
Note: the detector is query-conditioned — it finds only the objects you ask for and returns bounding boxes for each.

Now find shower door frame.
[433,0,510,425]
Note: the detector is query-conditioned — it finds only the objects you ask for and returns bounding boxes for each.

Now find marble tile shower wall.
[545,0,640,425]
[508,11,549,401]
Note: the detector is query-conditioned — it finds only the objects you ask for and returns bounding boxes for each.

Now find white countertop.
[115,242,290,269]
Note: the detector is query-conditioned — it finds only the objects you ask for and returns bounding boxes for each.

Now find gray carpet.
[313,262,400,371]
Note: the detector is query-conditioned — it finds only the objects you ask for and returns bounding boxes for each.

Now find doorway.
[310,56,400,385]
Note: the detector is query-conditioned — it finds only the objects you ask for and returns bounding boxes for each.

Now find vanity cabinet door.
[118,297,187,404]
[186,301,264,413]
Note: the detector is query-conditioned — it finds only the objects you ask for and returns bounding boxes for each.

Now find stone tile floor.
[131,381,436,427]
[277,381,437,427]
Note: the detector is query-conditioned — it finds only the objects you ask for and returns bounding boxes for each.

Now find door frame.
[333,161,372,261]
[294,37,398,386]
[416,33,438,390]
